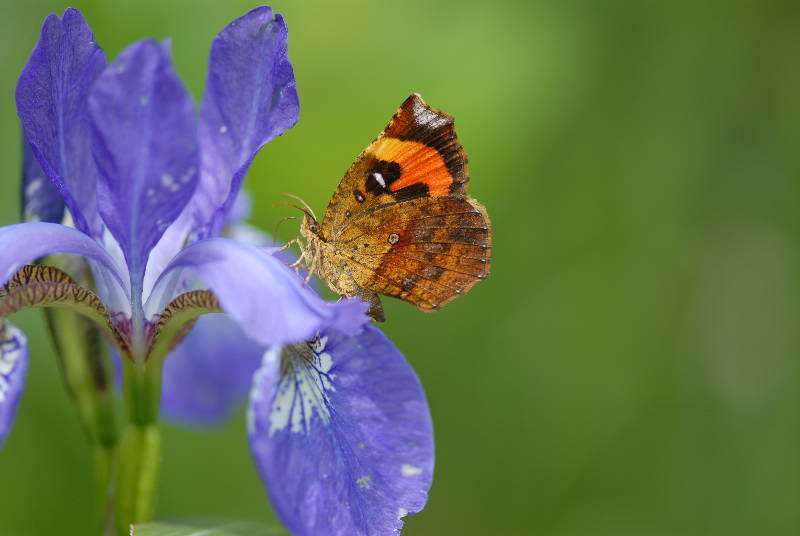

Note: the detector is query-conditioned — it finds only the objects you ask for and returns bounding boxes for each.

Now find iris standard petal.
[21,135,64,224]
[248,326,434,536]
[161,314,264,425]
[149,238,367,347]
[194,6,299,238]
[0,323,28,449]
[89,39,198,286]
[0,222,128,295]
[15,8,105,235]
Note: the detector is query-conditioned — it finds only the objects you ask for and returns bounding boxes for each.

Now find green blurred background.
[2,0,799,534]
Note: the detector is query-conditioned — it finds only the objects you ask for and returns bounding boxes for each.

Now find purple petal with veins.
[193,6,299,238]
[248,326,434,536]
[15,8,105,235]
[89,39,198,291]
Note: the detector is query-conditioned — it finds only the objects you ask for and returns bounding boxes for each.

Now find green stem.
[44,307,119,533]
[116,357,163,536]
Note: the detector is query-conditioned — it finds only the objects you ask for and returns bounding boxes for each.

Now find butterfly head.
[275,193,320,240]
[299,212,320,241]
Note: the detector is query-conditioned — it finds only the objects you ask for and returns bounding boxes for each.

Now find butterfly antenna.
[279,193,317,221]
[272,215,298,246]
[272,202,315,219]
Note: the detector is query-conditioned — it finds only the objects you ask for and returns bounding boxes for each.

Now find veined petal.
[193,6,299,238]
[89,39,198,286]
[0,223,128,296]
[148,238,367,347]
[21,135,64,224]
[0,323,28,449]
[15,8,105,235]
[248,326,434,536]
[161,314,264,425]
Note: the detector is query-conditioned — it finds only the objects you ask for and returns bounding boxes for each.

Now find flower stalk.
[116,357,163,535]
[43,303,119,531]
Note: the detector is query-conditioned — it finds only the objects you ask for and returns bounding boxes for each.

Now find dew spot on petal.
[401,464,423,476]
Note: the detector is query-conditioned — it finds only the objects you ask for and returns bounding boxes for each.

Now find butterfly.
[284,94,491,322]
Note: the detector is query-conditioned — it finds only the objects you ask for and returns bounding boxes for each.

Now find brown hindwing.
[342,196,491,311]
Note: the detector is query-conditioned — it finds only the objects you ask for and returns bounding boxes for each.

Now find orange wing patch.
[367,137,452,197]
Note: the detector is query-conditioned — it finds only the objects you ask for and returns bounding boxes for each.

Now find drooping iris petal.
[194,6,299,238]
[227,190,253,227]
[0,323,28,449]
[248,326,434,536]
[149,238,367,347]
[21,135,64,224]
[0,223,128,294]
[89,39,198,286]
[161,314,264,425]
[15,8,105,235]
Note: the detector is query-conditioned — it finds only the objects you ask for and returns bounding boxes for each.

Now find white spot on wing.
[372,172,386,188]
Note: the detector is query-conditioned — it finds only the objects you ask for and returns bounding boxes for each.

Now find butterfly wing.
[332,196,491,311]
[318,94,491,313]
[320,94,469,240]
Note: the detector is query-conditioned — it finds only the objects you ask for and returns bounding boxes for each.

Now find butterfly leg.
[276,236,301,253]
[303,246,321,286]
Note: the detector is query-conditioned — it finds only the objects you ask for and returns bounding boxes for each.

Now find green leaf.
[131,520,285,536]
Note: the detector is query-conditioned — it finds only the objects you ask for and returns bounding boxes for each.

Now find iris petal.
[248,326,434,536]
[161,314,264,425]
[0,323,28,449]
[15,8,106,235]
[149,238,367,348]
[193,6,299,238]
[0,222,128,296]
[89,39,198,287]
[21,135,64,224]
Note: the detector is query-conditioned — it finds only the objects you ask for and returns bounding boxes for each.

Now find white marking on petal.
[249,348,281,435]
[219,125,228,134]
[25,178,43,197]
[179,167,196,184]
[0,326,25,403]
[312,336,328,353]
[356,475,372,489]
[268,338,337,435]
[401,464,423,476]
[160,173,180,192]
[397,508,409,520]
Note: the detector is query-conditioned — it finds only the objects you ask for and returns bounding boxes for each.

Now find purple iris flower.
[1,6,434,535]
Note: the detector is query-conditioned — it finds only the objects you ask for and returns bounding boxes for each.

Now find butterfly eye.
[309,223,318,233]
